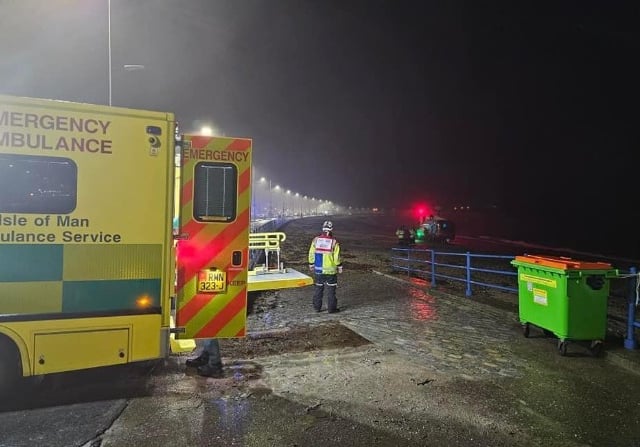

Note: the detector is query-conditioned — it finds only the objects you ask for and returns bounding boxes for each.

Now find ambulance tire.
[0,336,21,396]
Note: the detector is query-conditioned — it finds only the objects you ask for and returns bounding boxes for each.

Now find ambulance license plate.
[197,270,227,293]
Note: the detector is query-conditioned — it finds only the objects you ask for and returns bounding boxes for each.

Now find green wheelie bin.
[511,255,617,356]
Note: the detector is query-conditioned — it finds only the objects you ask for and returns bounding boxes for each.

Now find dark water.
[448,209,640,262]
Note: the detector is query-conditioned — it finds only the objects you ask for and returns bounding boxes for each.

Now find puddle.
[219,322,371,359]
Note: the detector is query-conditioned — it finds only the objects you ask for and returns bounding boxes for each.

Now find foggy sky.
[1,0,637,215]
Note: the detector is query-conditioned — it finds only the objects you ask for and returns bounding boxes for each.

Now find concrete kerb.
[372,269,640,377]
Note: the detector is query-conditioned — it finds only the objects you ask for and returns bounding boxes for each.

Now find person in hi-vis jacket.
[308,220,343,313]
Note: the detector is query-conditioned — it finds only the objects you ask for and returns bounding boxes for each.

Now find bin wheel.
[588,341,604,357]
[522,323,530,338]
[557,340,568,356]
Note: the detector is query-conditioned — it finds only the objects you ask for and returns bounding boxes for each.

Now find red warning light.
[414,204,431,224]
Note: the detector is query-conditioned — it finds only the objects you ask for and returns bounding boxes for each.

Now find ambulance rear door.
[175,135,252,339]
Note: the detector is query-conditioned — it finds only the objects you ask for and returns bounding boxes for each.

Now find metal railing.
[621,267,639,350]
[391,247,639,351]
[391,247,517,296]
[249,218,291,270]
[251,217,287,233]
[249,232,287,274]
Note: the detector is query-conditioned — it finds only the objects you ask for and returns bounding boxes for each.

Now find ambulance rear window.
[193,162,237,223]
[0,154,77,214]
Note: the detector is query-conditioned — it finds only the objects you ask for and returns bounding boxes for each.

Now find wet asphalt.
[0,214,639,447]
[240,268,640,446]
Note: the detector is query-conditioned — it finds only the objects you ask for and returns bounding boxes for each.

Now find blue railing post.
[624,266,637,350]
[430,249,436,287]
[465,252,472,297]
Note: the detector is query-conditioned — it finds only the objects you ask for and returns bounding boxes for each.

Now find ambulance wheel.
[0,337,21,396]
[522,323,530,338]
[588,340,604,357]
[557,340,568,356]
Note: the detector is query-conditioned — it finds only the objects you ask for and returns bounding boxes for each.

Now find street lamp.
[274,185,281,217]
[108,0,112,105]
[260,177,272,217]
[285,190,291,216]
[251,168,256,220]
[108,1,145,106]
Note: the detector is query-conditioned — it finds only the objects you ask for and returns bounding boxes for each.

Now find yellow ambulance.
[0,95,254,390]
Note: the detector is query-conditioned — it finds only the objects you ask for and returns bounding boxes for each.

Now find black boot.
[197,363,224,378]
[185,354,209,368]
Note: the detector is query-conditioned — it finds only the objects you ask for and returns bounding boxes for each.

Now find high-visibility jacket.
[308,233,341,275]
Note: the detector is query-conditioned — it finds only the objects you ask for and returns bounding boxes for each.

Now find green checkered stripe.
[0,244,163,315]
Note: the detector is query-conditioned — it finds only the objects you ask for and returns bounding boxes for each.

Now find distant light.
[201,126,213,136]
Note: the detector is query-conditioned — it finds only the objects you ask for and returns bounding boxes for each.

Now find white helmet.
[322,220,333,233]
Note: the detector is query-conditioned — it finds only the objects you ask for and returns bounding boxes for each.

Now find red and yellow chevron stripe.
[175,135,252,339]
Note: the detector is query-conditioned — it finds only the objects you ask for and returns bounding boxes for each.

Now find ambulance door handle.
[174,232,189,240]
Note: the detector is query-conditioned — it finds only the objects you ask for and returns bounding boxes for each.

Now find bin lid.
[513,255,612,271]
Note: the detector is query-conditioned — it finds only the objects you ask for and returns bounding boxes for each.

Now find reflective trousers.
[313,273,338,312]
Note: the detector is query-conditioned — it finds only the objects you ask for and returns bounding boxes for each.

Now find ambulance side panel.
[0,95,175,376]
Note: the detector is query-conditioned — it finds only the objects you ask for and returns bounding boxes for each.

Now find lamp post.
[108,1,145,106]
[260,177,272,217]
[273,185,281,217]
[285,190,291,216]
[108,0,112,106]
[251,168,255,219]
